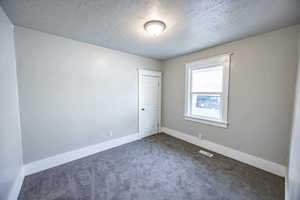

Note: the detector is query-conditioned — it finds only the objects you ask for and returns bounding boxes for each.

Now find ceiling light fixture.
[144,20,166,37]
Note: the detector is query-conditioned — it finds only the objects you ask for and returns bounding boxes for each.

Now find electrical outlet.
[198,133,203,140]
[109,131,113,137]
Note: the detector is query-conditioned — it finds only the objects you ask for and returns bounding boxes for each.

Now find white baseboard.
[8,168,24,200]
[161,127,286,177]
[24,133,140,176]
[285,171,289,200]
[8,129,287,199]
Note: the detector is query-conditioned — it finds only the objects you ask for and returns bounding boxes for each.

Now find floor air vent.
[199,150,214,158]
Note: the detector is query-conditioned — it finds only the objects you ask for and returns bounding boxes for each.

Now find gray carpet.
[18,133,284,200]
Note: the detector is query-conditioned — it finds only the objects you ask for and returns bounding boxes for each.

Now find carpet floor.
[18,133,284,200]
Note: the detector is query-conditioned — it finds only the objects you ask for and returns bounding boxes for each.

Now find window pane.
[191,94,221,119]
[192,66,223,92]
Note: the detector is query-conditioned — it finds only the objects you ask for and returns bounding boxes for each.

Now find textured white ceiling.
[1,0,300,60]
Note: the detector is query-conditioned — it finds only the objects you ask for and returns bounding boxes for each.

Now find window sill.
[184,116,228,128]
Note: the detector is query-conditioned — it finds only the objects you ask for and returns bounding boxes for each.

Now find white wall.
[0,6,23,200]
[162,25,299,166]
[14,26,162,164]
[288,26,300,200]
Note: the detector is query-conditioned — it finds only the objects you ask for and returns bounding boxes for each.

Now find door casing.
[138,69,162,139]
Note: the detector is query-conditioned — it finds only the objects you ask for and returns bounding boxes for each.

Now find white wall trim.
[24,133,140,176]
[138,69,162,77]
[8,129,287,199]
[184,116,228,128]
[7,168,24,200]
[161,127,286,177]
[285,174,289,200]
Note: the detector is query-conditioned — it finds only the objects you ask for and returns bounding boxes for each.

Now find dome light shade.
[144,20,166,37]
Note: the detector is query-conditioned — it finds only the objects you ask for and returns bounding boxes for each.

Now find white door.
[139,70,161,138]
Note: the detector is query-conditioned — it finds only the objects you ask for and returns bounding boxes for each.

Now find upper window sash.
[191,66,223,93]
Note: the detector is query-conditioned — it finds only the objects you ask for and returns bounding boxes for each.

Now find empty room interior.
[1,0,300,200]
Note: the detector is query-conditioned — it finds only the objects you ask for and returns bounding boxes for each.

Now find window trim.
[184,53,232,128]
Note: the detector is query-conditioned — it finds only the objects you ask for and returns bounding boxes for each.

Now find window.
[184,54,231,128]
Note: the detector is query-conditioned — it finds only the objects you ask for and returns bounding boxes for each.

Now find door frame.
[138,69,162,139]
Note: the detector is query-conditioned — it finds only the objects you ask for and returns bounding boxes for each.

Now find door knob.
[141,108,145,111]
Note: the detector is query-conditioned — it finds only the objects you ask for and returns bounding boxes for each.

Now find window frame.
[184,53,231,128]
